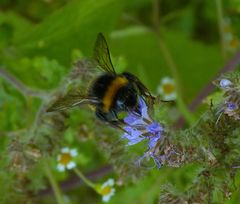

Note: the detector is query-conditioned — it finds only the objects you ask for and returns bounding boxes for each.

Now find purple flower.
[124,112,145,126]
[122,126,144,146]
[146,122,163,148]
[219,101,240,121]
[121,97,165,169]
[146,122,163,134]
[151,155,164,169]
[136,150,165,169]
[227,102,238,110]
[124,97,150,126]
[138,97,150,119]
[148,132,161,149]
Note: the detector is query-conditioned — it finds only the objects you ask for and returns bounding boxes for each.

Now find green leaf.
[0,12,32,39]
[14,0,125,66]
[110,170,162,204]
[7,56,66,89]
[110,26,224,103]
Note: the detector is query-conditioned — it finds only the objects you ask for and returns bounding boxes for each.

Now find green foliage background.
[0,0,240,203]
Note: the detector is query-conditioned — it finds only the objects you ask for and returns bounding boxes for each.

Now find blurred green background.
[0,0,240,203]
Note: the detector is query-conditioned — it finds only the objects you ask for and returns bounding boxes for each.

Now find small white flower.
[157,77,176,101]
[97,178,115,202]
[57,147,78,172]
[219,79,232,89]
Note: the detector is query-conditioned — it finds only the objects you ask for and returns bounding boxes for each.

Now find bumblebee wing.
[124,72,155,105]
[47,94,99,112]
[94,33,116,74]
[136,81,156,108]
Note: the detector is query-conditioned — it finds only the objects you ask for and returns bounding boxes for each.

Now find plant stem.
[73,168,96,189]
[44,162,65,204]
[176,96,196,125]
[157,34,195,125]
[215,0,227,59]
[0,66,47,99]
[152,0,196,125]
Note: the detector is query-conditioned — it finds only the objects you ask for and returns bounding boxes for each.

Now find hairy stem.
[38,165,112,197]
[44,161,65,204]
[0,67,47,99]
[152,0,196,125]
[215,0,227,59]
[73,168,96,189]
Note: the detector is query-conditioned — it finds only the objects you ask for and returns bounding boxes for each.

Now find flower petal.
[138,97,150,119]
[128,137,144,146]
[163,92,176,101]
[66,161,76,169]
[102,195,111,202]
[122,126,144,146]
[105,178,114,186]
[220,79,232,89]
[161,77,174,85]
[146,122,163,134]
[57,164,65,172]
[61,147,70,153]
[124,113,140,125]
[148,133,161,149]
[101,188,115,202]
[227,102,238,110]
[70,149,78,157]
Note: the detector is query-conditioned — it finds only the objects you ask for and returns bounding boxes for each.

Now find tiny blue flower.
[151,155,164,169]
[146,122,163,134]
[138,97,150,119]
[228,102,238,110]
[122,126,144,146]
[220,79,232,89]
[136,150,165,169]
[121,96,165,169]
[124,112,145,126]
[124,97,150,126]
[148,132,161,149]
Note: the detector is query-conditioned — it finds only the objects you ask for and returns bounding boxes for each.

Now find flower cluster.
[157,77,176,101]
[122,97,165,168]
[223,100,240,120]
[215,77,240,121]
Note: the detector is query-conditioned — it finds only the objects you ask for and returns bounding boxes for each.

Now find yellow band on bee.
[102,76,128,112]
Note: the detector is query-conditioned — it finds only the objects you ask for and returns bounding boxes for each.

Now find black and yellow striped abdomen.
[89,74,129,112]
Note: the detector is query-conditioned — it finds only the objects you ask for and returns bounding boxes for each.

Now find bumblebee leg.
[108,120,130,134]
[96,109,109,122]
[107,111,128,132]
[95,109,119,123]
[95,109,128,133]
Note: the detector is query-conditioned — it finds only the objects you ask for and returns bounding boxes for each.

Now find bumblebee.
[47,33,155,127]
